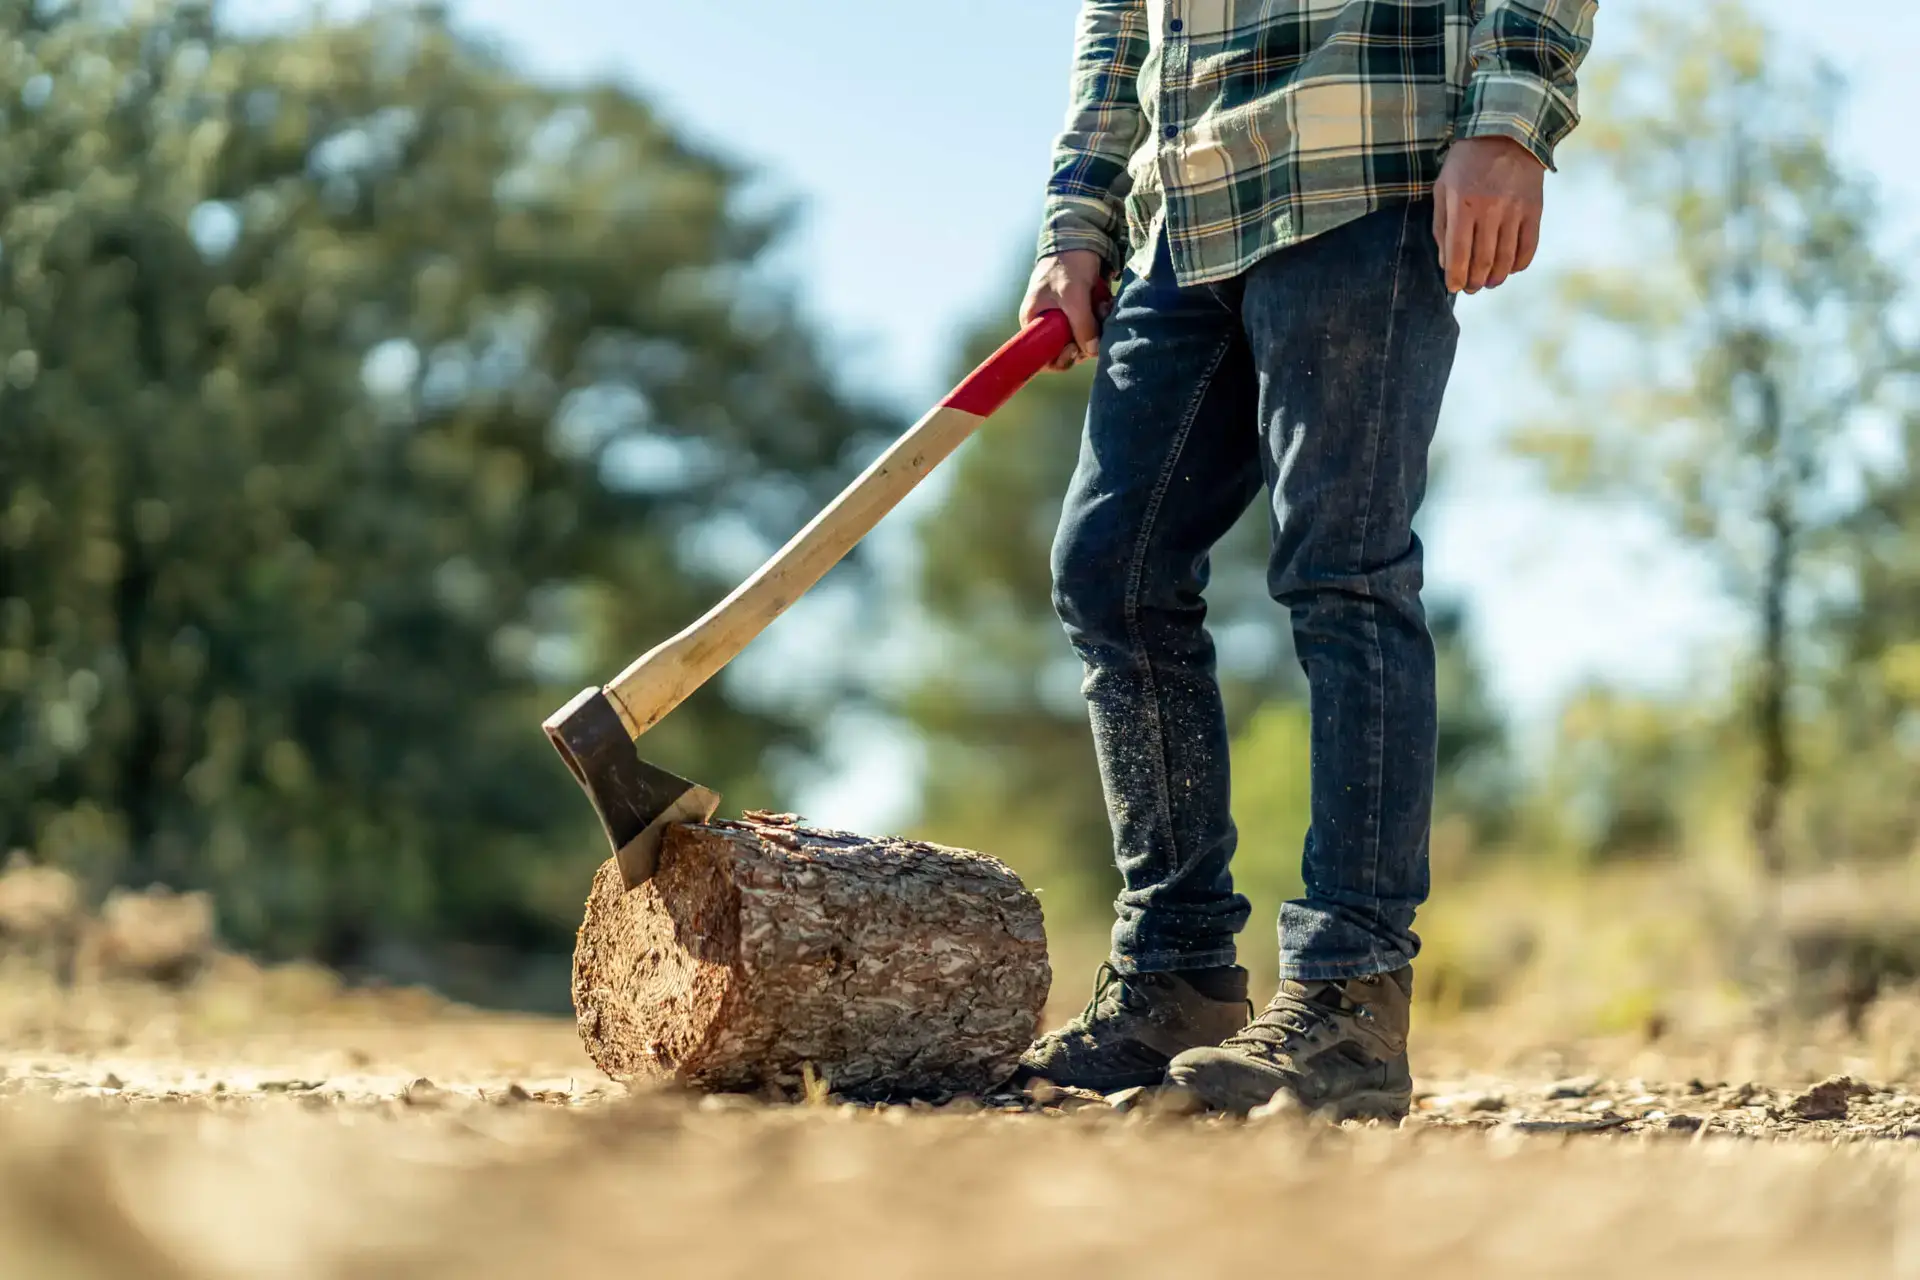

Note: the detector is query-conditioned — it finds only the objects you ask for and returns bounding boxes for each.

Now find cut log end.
[572,813,1049,1098]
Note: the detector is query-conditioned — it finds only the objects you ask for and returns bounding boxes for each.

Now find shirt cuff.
[1036,225,1119,275]
[1455,71,1580,172]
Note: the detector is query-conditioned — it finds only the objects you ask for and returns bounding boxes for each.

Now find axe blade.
[544,687,720,889]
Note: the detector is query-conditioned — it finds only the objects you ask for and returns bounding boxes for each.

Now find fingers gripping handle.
[941,310,1073,416]
[588,309,1075,740]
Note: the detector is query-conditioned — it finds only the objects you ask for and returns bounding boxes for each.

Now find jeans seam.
[1122,333,1236,883]
[1349,202,1412,946]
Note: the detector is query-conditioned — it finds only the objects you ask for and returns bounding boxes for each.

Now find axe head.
[544,687,720,890]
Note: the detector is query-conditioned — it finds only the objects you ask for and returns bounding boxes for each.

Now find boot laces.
[1069,963,1150,1031]
[1224,982,1343,1054]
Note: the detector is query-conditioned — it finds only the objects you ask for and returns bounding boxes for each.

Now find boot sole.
[1322,1089,1412,1124]
[1010,1064,1171,1095]
[1164,1062,1410,1123]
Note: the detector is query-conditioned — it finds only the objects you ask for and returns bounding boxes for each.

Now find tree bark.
[571,812,1049,1098]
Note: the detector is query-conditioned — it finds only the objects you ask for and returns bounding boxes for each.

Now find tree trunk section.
[571,812,1049,1098]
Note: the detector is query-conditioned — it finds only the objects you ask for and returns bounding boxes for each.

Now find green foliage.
[1430,599,1516,843]
[1518,688,1744,865]
[1808,423,1920,860]
[1516,3,1904,569]
[1225,700,1310,909]
[1513,1,1915,871]
[0,0,888,975]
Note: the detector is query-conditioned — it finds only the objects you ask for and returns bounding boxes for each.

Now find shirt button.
[1170,18,1183,31]
[1163,124,1178,139]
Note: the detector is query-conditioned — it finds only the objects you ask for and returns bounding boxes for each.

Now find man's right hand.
[1021,249,1107,372]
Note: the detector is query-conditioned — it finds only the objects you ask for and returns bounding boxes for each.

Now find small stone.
[402,1077,446,1108]
[1248,1090,1308,1125]
[101,1073,123,1090]
[1131,1084,1207,1118]
[1053,1091,1109,1114]
[1024,1080,1062,1106]
[1790,1075,1861,1122]
[1504,1113,1628,1135]
[1663,1114,1703,1132]
[1422,1090,1502,1112]
[697,1092,757,1113]
[1546,1076,1598,1100]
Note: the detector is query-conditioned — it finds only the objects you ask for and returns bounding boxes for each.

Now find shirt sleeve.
[1456,0,1597,171]
[1036,0,1151,272]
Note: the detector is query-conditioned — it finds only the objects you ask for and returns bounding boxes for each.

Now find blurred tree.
[1513,2,1911,874]
[1523,688,1733,865]
[1429,598,1515,843]
[0,0,890,984]
[1815,381,1920,861]
[901,282,1511,940]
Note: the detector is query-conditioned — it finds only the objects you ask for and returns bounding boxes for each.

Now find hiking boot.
[1013,963,1252,1094]
[1166,967,1414,1119]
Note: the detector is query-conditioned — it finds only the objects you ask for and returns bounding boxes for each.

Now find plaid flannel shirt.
[1038,0,1597,286]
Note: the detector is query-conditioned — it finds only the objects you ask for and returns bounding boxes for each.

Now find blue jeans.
[1051,200,1457,982]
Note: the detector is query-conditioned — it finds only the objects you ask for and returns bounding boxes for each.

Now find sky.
[235,0,1920,826]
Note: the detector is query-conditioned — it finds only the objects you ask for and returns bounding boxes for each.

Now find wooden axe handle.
[599,309,1075,739]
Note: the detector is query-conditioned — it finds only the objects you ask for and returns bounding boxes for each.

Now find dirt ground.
[1,963,1919,1279]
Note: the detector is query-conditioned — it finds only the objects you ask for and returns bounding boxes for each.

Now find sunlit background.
[240,0,1920,831]
[4,0,1919,1034]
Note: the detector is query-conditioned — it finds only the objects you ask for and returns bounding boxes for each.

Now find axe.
[544,309,1075,889]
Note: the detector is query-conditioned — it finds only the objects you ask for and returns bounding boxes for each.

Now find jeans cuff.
[1111,946,1239,975]
[1274,951,1414,982]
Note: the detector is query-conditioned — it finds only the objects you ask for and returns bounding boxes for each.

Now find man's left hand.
[1432,136,1546,295]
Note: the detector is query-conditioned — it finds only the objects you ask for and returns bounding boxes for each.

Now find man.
[1015,0,1595,1118]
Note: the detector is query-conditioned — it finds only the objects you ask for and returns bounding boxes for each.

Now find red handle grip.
[939,309,1074,418]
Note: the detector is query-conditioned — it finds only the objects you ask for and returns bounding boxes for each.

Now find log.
[571,812,1050,1098]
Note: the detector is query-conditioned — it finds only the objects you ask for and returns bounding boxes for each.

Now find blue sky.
[235,0,1920,824]
[351,0,1920,403]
